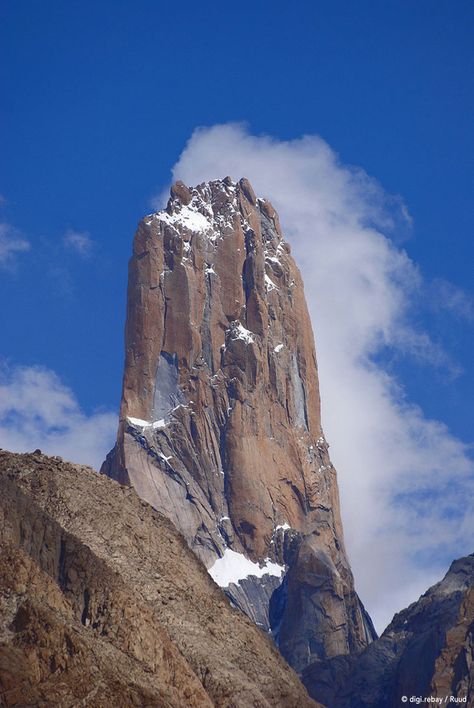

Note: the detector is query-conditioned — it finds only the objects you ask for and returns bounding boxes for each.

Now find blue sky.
[1,1,473,629]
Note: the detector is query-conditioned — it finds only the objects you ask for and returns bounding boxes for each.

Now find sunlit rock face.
[102,176,376,671]
[0,450,320,708]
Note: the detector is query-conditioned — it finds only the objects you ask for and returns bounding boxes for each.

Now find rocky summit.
[102,176,376,673]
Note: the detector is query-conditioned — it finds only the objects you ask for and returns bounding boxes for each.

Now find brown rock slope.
[0,450,319,708]
[302,555,474,707]
[102,177,376,672]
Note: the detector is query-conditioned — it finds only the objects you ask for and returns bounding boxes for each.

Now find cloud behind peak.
[159,123,474,631]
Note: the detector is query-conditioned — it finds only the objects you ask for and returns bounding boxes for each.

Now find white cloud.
[158,123,474,632]
[63,229,94,257]
[0,363,116,471]
[0,222,30,268]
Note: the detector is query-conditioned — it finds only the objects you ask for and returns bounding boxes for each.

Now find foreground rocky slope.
[103,177,376,672]
[0,450,319,707]
[303,555,474,707]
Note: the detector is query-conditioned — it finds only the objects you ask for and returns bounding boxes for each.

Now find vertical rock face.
[103,177,376,672]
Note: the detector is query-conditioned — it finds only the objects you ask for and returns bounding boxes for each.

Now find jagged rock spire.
[102,177,376,671]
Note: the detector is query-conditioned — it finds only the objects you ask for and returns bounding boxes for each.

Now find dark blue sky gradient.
[1,0,473,439]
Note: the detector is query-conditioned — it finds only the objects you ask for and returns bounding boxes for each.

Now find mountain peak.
[103,178,376,672]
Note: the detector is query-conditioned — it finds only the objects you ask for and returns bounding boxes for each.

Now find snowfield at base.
[274,343,284,353]
[208,548,285,587]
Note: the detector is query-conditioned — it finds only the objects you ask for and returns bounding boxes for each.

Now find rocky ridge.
[0,449,319,707]
[102,176,376,672]
[302,555,474,706]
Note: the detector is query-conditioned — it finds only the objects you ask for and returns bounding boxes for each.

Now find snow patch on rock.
[127,417,150,428]
[265,273,278,292]
[275,522,291,531]
[126,416,168,430]
[157,205,211,234]
[231,322,255,344]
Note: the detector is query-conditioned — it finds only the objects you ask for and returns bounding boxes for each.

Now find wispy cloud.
[0,222,30,268]
[0,363,116,470]
[429,278,474,321]
[63,229,94,257]
[158,123,474,632]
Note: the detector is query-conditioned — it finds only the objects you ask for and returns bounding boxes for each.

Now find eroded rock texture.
[103,177,376,672]
[302,555,474,707]
[0,450,319,707]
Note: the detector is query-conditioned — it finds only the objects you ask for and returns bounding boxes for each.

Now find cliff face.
[102,177,376,672]
[0,450,319,707]
[302,555,474,707]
